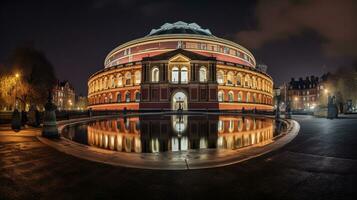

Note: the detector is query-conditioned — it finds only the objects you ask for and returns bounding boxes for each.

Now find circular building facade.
[88,21,274,111]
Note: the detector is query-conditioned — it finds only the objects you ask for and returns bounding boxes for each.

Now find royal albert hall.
[87,21,274,111]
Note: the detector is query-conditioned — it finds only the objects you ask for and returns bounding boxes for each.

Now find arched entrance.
[172,91,188,110]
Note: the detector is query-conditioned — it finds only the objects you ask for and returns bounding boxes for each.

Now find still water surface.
[61,115,286,153]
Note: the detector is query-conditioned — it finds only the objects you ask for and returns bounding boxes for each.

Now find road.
[1,115,357,200]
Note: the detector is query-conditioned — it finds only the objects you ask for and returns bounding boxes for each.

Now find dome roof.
[147,21,213,37]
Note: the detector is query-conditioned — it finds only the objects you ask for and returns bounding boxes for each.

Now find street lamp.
[14,73,20,110]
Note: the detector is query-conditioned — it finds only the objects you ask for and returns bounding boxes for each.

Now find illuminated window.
[238,92,243,102]
[110,76,115,88]
[228,91,234,102]
[229,120,234,133]
[218,91,224,102]
[245,75,251,87]
[135,71,141,84]
[224,47,229,54]
[125,72,131,85]
[237,74,242,86]
[217,70,224,84]
[109,93,113,103]
[125,92,131,102]
[227,71,234,85]
[117,93,121,102]
[247,92,251,102]
[117,74,123,87]
[199,67,207,82]
[135,92,141,102]
[152,67,159,82]
[172,66,179,83]
[104,77,108,89]
[181,66,188,83]
[252,77,257,88]
[244,54,248,60]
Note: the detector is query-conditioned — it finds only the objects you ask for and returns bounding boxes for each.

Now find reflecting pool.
[61,115,286,153]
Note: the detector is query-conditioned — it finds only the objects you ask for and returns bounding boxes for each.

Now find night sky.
[1,0,356,95]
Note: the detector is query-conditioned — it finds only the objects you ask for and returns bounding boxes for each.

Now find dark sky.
[1,0,356,95]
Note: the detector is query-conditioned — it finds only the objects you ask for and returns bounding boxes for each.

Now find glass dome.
[147,21,213,37]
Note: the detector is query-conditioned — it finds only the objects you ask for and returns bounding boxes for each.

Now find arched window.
[238,118,243,131]
[135,92,141,102]
[109,93,113,103]
[199,67,207,82]
[247,92,251,102]
[103,78,107,89]
[228,120,234,133]
[228,91,234,102]
[217,70,224,84]
[245,75,250,87]
[181,66,188,83]
[258,94,261,103]
[110,75,115,88]
[117,74,123,87]
[246,118,251,131]
[227,71,234,85]
[103,78,106,89]
[252,77,257,88]
[172,66,179,83]
[218,91,224,102]
[125,72,131,85]
[125,92,131,102]
[237,74,242,86]
[117,93,121,102]
[152,67,159,82]
[135,71,141,84]
[238,92,243,102]
[253,93,257,103]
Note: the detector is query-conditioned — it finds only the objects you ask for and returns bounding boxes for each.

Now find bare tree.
[2,46,57,110]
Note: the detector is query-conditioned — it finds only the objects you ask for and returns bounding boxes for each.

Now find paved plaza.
[1,115,357,200]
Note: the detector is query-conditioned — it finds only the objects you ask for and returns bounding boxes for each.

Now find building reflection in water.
[63,115,281,153]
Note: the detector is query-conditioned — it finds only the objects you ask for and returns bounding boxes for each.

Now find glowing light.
[310,103,316,110]
[324,89,328,94]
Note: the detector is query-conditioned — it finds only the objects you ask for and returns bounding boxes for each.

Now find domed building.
[87,21,274,111]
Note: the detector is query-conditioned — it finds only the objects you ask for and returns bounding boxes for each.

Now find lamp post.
[11,73,21,131]
[14,73,20,110]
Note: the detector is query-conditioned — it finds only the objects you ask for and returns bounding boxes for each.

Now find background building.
[53,81,75,110]
[286,75,330,111]
[87,21,274,111]
[75,95,88,110]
